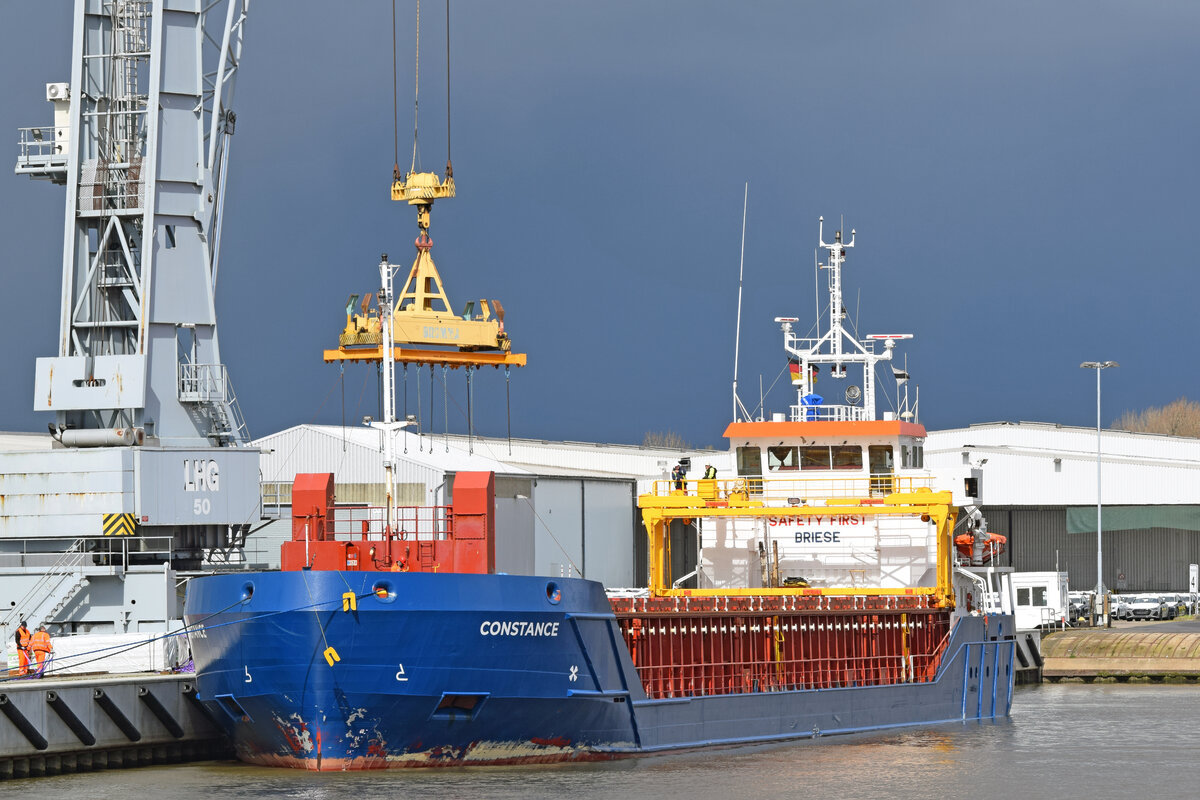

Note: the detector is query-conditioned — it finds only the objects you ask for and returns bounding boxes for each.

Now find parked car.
[1127,594,1167,621]
[1111,595,1134,621]
[1163,594,1188,618]
[1068,593,1092,623]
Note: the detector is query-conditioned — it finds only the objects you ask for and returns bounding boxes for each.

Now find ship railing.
[785,332,883,356]
[646,474,934,504]
[787,403,869,422]
[326,504,454,541]
[981,589,1007,616]
[631,644,947,699]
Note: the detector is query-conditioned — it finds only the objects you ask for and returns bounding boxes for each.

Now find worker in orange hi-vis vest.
[29,624,53,678]
[14,620,31,677]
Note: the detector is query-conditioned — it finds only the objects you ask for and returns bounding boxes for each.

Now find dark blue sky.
[2,2,1197,448]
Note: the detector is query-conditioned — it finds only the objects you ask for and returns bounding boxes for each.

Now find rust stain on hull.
[235,738,629,770]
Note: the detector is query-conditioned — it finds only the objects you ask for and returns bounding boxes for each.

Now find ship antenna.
[854,287,861,337]
[732,183,750,422]
[813,247,820,331]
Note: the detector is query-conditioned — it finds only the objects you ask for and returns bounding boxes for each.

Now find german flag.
[788,360,816,385]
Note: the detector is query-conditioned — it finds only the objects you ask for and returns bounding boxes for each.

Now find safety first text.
[767,514,864,526]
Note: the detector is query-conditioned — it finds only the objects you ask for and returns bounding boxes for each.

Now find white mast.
[819,216,853,379]
[732,183,750,422]
[780,218,912,423]
[372,253,409,536]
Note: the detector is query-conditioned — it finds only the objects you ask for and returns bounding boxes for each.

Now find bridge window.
[868,445,894,474]
[737,446,762,476]
[767,446,799,471]
[799,446,831,470]
[831,445,863,470]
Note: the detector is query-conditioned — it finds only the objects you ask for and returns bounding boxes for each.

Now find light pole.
[1080,360,1118,625]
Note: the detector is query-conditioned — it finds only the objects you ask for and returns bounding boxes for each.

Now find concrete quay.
[0,672,229,780]
[1042,618,1200,681]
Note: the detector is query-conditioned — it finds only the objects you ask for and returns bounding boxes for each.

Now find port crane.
[4,1,260,640]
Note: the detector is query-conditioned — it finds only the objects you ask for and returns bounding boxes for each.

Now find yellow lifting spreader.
[323,170,526,369]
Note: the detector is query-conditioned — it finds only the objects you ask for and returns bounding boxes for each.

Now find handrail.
[0,538,87,633]
[16,126,68,168]
[0,535,174,634]
[322,505,454,542]
[260,481,288,519]
[1040,605,1067,631]
[788,402,869,422]
[178,362,250,442]
[644,474,934,504]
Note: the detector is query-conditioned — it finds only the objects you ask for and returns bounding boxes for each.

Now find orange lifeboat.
[954,532,1007,562]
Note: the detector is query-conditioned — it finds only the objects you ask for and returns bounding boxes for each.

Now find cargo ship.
[183,218,1017,768]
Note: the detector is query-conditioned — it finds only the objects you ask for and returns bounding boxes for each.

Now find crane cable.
[394,0,451,180]
[391,0,400,179]
[410,0,420,174]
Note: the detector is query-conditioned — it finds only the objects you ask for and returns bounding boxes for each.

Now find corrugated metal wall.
[984,505,1200,592]
[256,426,446,497]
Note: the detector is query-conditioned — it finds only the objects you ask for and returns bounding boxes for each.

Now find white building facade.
[927,422,1200,592]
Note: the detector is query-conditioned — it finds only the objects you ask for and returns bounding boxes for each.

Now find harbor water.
[4,683,1199,799]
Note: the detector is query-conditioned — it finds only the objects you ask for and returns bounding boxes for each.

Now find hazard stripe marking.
[103,513,137,537]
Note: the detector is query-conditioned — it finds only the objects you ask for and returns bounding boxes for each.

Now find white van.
[1011,571,1070,629]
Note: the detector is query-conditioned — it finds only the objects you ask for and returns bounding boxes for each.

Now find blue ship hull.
[184,570,1015,768]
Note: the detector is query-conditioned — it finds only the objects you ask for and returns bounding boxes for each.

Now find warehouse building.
[926,422,1200,592]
